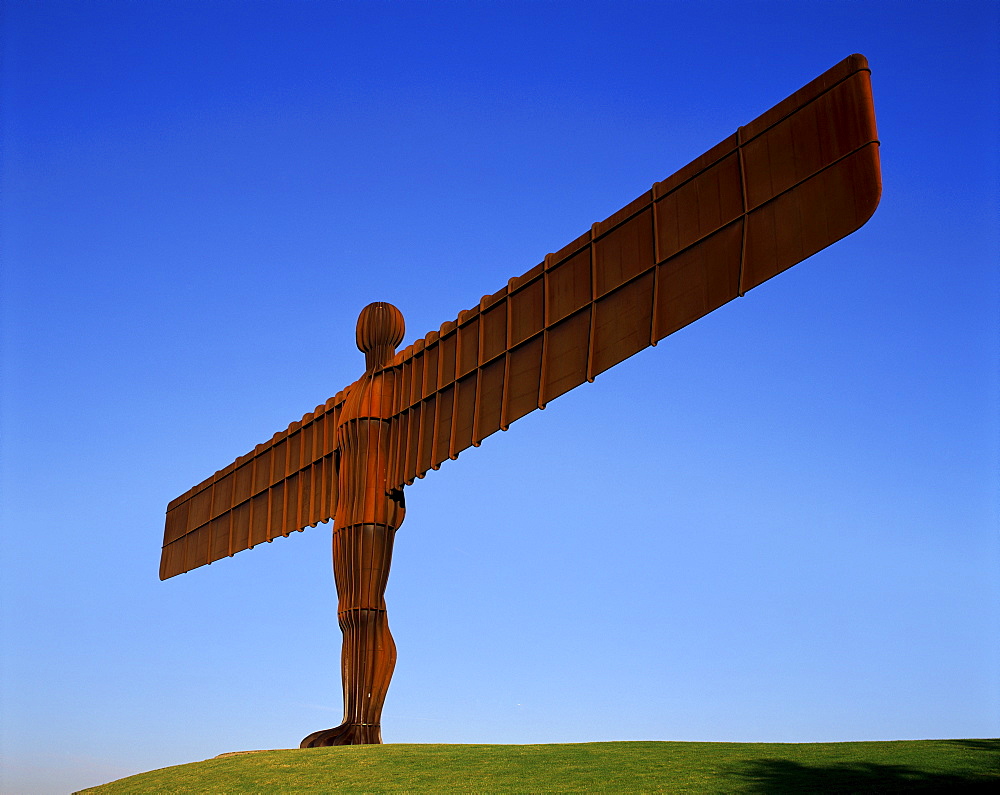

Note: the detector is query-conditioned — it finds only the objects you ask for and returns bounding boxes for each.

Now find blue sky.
[2,1,998,792]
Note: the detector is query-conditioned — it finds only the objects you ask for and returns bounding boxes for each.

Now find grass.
[76,739,998,793]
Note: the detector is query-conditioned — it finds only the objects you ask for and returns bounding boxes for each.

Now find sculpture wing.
[385,53,881,490]
[159,388,352,580]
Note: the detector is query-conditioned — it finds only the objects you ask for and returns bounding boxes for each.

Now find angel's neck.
[365,344,394,372]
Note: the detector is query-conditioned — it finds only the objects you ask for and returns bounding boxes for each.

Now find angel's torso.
[333,367,404,530]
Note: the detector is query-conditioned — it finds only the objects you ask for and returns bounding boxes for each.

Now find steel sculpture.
[160,54,881,747]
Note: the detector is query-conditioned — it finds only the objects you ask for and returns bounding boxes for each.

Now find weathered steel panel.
[473,356,505,446]
[211,471,235,516]
[437,328,458,388]
[209,514,231,562]
[456,313,479,377]
[402,401,422,486]
[252,448,272,494]
[188,485,212,532]
[593,205,655,298]
[743,145,880,290]
[232,461,254,505]
[546,248,592,325]
[230,500,251,555]
[159,536,185,580]
[408,351,424,407]
[508,276,544,348]
[480,299,507,364]
[188,524,210,570]
[653,220,743,342]
[541,307,592,404]
[163,499,189,546]
[421,343,439,400]
[417,396,436,476]
[285,473,301,536]
[267,481,286,540]
[654,150,742,261]
[432,384,455,469]
[591,271,655,377]
[450,372,477,457]
[504,336,543,428]
[248,491,268,547]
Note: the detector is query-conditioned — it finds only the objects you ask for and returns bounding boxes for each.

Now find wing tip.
[846,53,870,72]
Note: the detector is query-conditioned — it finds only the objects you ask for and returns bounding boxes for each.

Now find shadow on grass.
[955,739,1000,755]
[727,758,997,793]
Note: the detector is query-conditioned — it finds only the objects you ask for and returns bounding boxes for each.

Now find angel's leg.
[301,523,396,747]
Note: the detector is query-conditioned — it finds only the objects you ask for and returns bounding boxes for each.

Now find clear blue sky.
[2,1,997,792]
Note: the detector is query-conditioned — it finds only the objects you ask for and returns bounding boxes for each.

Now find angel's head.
[357,302,405,371]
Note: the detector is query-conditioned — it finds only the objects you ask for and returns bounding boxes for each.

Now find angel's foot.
[300,722,382,747]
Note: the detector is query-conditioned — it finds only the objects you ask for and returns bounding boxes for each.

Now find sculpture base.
[300,722,382,747]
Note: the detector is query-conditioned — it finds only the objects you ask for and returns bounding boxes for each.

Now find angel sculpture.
[160,54,881,747]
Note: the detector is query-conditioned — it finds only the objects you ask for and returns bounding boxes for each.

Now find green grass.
[76,739,998,793]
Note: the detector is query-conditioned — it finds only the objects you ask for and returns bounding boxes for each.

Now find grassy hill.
[77,739,998,793]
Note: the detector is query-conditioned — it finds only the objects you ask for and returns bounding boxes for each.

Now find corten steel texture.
[160,55,881,746]
[300,302,406,747]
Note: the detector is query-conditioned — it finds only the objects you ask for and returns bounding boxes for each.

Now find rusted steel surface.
[386,53,880,488]
[159,390,348,580]
[160,55,881,746]
[300,302,406,747]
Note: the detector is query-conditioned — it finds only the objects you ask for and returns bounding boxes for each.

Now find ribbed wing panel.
[159,390,351,580]
[386,53,880,489]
